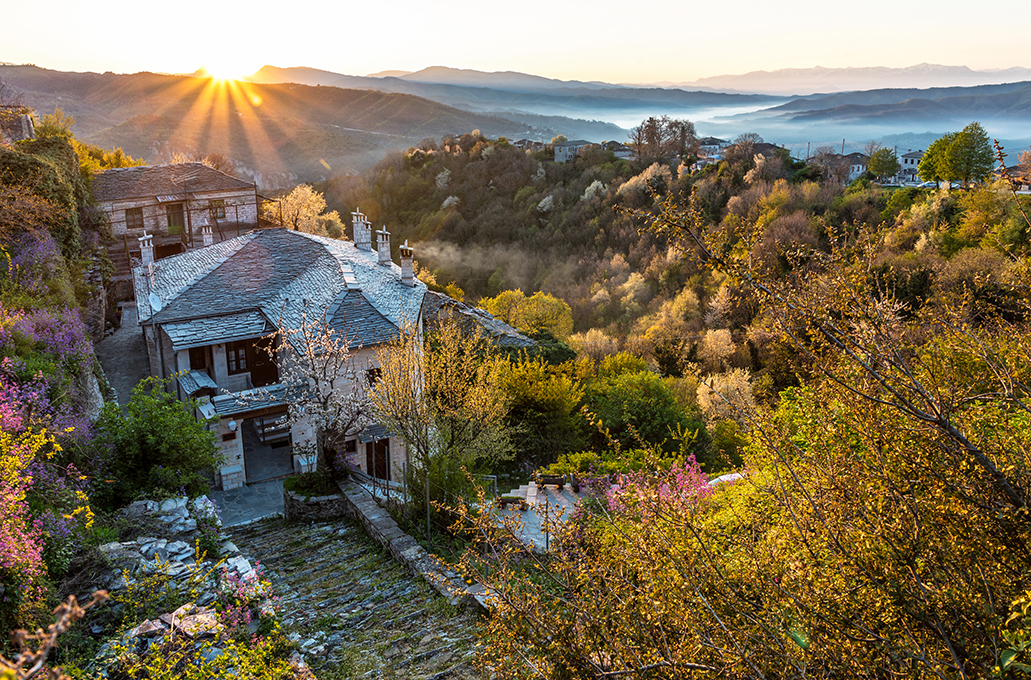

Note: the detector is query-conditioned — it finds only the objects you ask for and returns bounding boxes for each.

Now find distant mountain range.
[245,65,781,120]
[3,61,1029,187]
[657,64,1031,96]
[0,65,627,186]
[761,80,1031,128]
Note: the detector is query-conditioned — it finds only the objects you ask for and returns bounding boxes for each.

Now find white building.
[554,139,594,163]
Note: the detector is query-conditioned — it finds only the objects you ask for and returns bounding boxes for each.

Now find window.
[365,367,382,386]
[125,207,144,230]
[189,346,209,372]
[166,203,185,235]
[209,199,225,220]
[227,340,248,374]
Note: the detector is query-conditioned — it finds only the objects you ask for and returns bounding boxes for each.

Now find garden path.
[210,478,285,527]
[95,301,150,405]
[229,517,482,677]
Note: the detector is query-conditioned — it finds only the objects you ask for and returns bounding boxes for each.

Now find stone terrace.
[229,517,483,678]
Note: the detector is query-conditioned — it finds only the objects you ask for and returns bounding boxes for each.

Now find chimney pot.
[400,239,414,286]
[352,209,372,250]
[139,231,154,266]
[377,228,391,265]
[201,224,213,247]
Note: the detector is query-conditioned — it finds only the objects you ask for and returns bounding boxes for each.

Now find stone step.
[227,516,480,678]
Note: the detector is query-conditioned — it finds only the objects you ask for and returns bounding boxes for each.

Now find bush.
[282,468,339,497]
[89,378,220,509]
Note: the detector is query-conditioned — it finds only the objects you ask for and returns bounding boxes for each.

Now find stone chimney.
[201,224,213,247]
[352,209,372,251]
[377,227,391,265]
[400,240,414,286]
[139,231,154,266]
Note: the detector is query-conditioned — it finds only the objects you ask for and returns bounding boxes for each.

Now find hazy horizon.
[5,0,1028,86]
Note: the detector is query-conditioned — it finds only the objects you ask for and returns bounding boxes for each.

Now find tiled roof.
[133,228,427,350]
[164,311,271,350]
[93,163,255,202]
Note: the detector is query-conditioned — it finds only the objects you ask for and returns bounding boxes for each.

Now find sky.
[4,0,1028,84]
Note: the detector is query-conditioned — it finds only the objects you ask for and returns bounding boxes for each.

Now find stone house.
[698,137,730,158]
[132,210,426,490]
[0,107,35,143]
[844,152,870,181]
[94,163,267,286]
[602,141,635,160]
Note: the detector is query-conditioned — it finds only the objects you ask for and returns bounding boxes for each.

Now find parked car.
[917,181,938,188]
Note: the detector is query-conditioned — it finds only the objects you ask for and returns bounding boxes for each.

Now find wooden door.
[247,337,278,387]
[366,440,390,480]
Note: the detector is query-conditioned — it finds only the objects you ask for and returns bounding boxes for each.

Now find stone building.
[132,211,426,490]
[94,163,265,286]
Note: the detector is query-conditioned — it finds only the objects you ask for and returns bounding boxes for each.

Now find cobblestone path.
[230,517,484,679]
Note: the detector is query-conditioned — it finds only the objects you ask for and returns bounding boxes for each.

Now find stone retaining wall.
[283,488,350,522]
[336,481,489,612]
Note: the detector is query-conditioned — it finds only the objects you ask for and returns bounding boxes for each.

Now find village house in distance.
[93,163,269,291]
[131,211,425,490]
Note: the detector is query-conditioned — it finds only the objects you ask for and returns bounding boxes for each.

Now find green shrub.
[282,468,340,497]
[89,377,220,509]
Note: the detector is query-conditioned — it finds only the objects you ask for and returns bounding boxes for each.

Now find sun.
[200,57,260,82]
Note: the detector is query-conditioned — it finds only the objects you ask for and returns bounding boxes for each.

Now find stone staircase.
[503,481,580,511]
[498,482,582,553]
[228,517,481,679]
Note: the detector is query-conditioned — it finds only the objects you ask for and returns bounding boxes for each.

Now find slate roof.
[177,370,219,396]
[358,424,390,443]
[211,384,289,417]
[133,228,426,352]
[326,289,398,350]
[421,291,536,349]
[163,311,271,351]
[93,163,255,203]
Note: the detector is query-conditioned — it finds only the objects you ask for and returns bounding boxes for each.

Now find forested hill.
[768,81,1031,125]
[0,65,583,186]
[316,131,1031,385]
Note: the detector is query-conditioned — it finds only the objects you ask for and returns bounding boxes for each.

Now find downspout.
[155,322,166,382]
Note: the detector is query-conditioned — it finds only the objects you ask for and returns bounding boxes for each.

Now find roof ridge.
[140,232,261,322]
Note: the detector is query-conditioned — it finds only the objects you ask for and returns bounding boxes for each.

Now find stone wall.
[283,487,350,522]
[102,188,259,240]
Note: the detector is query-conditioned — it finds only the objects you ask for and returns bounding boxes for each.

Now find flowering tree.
[264,311,372,481]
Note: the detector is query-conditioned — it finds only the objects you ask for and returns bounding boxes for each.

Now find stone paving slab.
[228,517,480,677]
[210,479,285,527]
[95,302,150,405]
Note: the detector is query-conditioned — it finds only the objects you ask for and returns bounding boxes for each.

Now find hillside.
[0,65,589,186]
[670,63,1031,95]
[774,82,1031,128]
[246,65,783,119]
